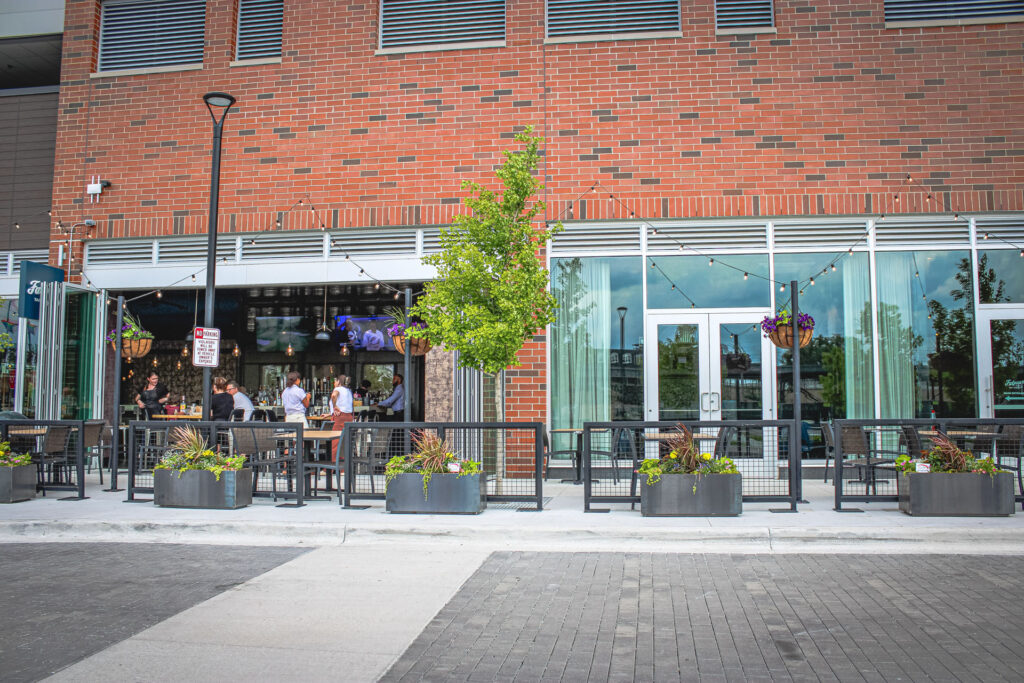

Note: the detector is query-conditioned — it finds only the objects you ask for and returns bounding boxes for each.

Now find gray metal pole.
[105,295,124,491]
[404,287,412,420]
[201,116,224,421]
[791,279,803,507]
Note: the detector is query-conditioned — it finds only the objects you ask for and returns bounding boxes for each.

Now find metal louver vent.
[10,250,50,274]
[715,1,774,30]
[244,233,324,260]
[772,220,868,249]
[330,228,418,256]
[648,222,767,251]
[421,227,443,253]
[884,1,1024,22]
[380,0,505,50]
[99,0,206,72]
[547,0,681,38]
[85,240,153,266]
[158,236,235,262]
[976,217,1024,243]
[551,223,641,253]
[875,219,970,246]
[236,0,283,60]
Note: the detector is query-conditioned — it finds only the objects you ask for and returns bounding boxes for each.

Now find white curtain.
[842,255,874,418]
[876,253,917,418]
[551,259,611,450]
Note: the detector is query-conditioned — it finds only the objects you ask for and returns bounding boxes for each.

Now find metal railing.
[0,419,98,501]
[341,421,545,510]
[831,418,1024,511]
[125,420,306,506]
[582,420,800,512]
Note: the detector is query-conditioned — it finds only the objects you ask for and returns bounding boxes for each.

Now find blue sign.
[18,261,64,320]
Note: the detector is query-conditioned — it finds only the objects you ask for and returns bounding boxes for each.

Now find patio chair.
[31,425,71,496]
[348,425,392,493]
[233,425,293,500]
[821,423,835,482]
[837,425,897,495]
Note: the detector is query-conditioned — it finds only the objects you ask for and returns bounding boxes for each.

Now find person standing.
[377,373,404,422]
[210,376,235,421]
[329,375,354,462]
[135,371,169,419]
[226,381,254,420]
[281,371,310,426]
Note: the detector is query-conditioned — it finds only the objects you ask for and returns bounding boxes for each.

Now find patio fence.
[582,420,800,512]
[831,418,1024,511]
[341,421,545,510]
[0,419,97,500]
[125,420,306,506]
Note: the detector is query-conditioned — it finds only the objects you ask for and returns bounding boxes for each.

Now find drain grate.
[487,497,552,510]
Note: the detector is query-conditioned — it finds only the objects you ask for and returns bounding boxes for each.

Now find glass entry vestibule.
[978,309,1024,418]
[645,312,774,422]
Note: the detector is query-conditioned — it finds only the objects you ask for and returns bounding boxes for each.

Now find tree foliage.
[409,127,562,374]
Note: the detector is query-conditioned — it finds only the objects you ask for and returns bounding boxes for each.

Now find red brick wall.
[53,0,1024,422]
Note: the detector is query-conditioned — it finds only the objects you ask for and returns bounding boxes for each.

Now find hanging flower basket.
[761,311,814,349]
[106,310,155,358]
[121,338,153,359]
[392,335,432,356]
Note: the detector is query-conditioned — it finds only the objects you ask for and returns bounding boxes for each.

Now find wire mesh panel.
[342,422,543,509]
[0,420,91,500]
[832,418,1024,510]
[582,420,797,511]
[126,420,304,504]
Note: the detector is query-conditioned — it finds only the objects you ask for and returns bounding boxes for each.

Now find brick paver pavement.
[383,552,1024,682]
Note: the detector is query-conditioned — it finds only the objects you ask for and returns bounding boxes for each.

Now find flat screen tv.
[334,315,393,351]
[255,316,309,352]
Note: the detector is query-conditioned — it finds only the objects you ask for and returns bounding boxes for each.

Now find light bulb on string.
[232,344,240,357]
[780,284,786,292]
[374,282,380,291]
[191,274,196,282]
[155,291,162,299]
[831,264,837,272]
[708,258,714,267]
[983,233,990,240]
[810,278,815,286]
[743,273,748,280]
[393,291,400,300]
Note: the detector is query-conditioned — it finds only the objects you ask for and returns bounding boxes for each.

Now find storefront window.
[0,299,18,412]
[646,254,770,309]
[550,257,643,452]
[876,250,976,418]
[774,252,874,423]
[978,250,1024,303]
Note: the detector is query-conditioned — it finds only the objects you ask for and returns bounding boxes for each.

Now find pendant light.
[314,284,331,340]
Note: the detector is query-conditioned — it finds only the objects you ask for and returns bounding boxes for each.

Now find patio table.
[302,430,343,499]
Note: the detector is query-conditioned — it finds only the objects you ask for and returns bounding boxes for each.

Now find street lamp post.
[616,306,627,419]
[201,91,236,421]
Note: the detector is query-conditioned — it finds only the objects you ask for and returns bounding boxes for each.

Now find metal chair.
[32,425,72,496]
[821,423,835,482]
[233,425,292,501]
[837,425,897,495]
[995,424,1024,508]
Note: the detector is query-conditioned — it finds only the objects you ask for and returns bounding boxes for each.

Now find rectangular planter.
[898,472,1015,516]
[640,473,742,517]
[386,473,486,514]
[154,468,253,509]
[0,465,36,504]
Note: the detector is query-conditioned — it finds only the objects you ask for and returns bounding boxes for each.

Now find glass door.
[977,309,1024,418]
[645,312,774,422]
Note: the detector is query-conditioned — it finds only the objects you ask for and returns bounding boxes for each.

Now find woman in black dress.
[135,372,169,419]
[210,376,235,421]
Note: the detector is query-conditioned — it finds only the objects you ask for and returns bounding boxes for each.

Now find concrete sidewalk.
[2,474,1021,554]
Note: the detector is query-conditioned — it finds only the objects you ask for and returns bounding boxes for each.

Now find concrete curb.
[2,519,1023,553]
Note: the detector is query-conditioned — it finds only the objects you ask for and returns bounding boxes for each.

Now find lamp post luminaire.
[201,92,236,421]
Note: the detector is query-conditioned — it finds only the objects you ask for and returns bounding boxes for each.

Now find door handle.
[710,392,720,412]
[700,392,711,412]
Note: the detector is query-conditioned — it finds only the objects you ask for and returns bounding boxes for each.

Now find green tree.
[410,127,562,374]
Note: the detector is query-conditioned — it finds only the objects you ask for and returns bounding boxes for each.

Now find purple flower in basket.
[760,310,814,336]
[387,321,427,337]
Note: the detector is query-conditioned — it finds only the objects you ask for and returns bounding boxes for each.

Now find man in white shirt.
[226,382,254,420]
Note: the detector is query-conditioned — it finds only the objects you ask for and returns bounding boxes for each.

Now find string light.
[809,278,815,286]
[708,258,714,267]
[232,343,240,357]
[191,274,196,282]
[155,291,162,299]
[743,273,748,280]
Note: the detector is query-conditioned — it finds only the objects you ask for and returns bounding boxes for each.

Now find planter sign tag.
[192,327,221,367]
[915,462,931,473]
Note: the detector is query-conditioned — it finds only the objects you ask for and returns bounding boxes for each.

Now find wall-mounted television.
[255,316,309,352]
[334,315,393,351]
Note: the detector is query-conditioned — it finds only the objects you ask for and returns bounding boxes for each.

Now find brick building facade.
[50,1,1024,428]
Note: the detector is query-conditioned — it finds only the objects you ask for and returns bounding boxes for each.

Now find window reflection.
[550,257,643,453]
[647,254,770,309]
[876,250,976,418]
[978,250,1024,303]
[774,252,873,425]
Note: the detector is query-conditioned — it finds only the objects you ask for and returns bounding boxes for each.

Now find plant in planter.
[894,434,1014,516]
[383,305,430,356]
[761,310,814,349]
[106,310,155,359]
[0,441,35,504]
[384,431,485,514]
[153,426,252,509]
[638,424,742,517]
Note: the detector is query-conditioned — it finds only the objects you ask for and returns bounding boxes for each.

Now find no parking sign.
[192,327,221,367]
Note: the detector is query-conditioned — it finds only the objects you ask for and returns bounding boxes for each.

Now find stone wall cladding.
[53,0,1024,423]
